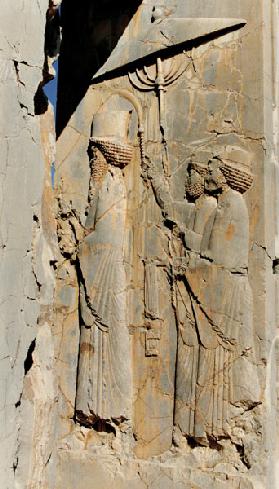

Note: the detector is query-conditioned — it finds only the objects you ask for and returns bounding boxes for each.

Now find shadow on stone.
[56,0,142,137]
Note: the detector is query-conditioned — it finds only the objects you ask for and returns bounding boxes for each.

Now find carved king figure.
[75,111,133,428]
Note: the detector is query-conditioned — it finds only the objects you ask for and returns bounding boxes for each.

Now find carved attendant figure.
[75,111,133,427]
[175,148,260,444]
[175,161,217,441]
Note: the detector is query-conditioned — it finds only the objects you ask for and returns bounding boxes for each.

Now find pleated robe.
[175,189,260,440]
[75,167,132,423]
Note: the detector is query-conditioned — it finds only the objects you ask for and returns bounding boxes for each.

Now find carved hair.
[91,137,133,167]
[220,162,253,194]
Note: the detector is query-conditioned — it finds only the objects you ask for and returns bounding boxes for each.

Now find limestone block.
[37,0,279,488]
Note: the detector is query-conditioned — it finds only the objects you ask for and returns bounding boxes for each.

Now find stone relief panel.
[54,2,273,486]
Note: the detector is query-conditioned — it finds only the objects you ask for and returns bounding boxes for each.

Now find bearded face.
[185,166,204,200]
[205,159,227,194]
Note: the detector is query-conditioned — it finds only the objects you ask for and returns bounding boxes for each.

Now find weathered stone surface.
[94,17,247,79]
[0,2,60,488]
[1,0,279,488]
[54,1,279,488]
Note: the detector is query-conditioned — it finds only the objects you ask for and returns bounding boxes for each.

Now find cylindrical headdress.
[90,111,134,167]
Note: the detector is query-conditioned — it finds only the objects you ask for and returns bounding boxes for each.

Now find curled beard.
[185,180,204,200]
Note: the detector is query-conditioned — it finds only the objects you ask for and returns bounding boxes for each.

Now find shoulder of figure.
[221,188,249,219]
